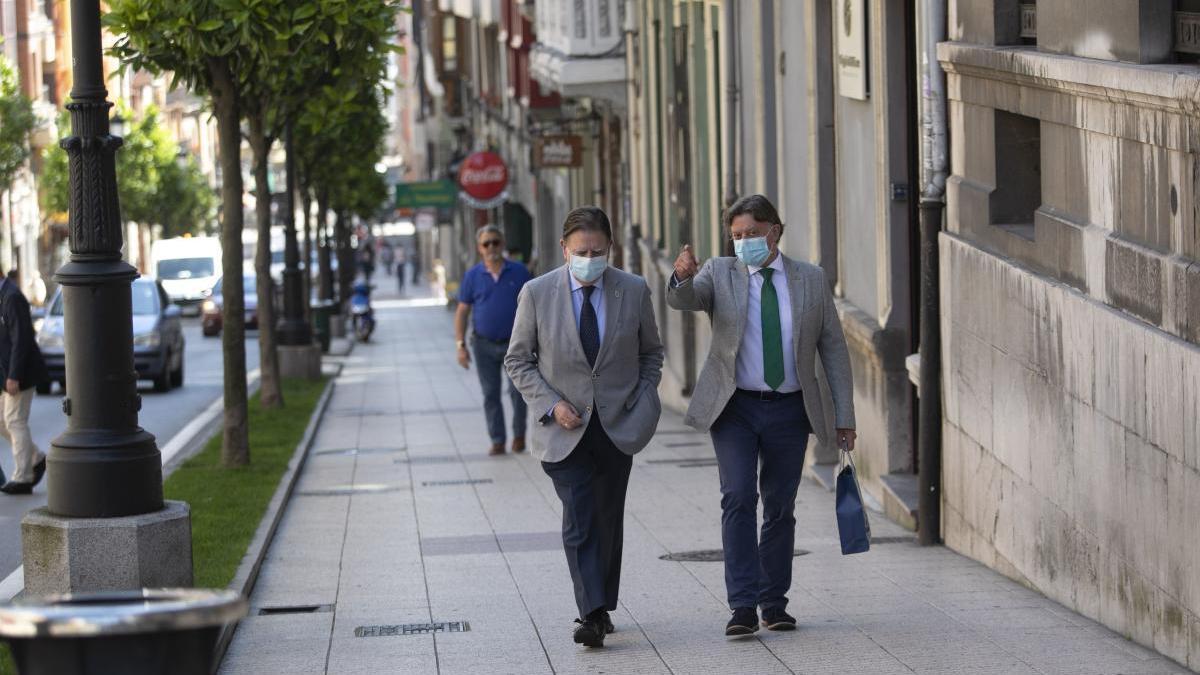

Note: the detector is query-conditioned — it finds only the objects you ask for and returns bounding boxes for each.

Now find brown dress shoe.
[511,437,526,453]
[488,443,505,456]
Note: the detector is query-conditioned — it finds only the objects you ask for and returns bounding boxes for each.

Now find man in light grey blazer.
[667,194,856,637]
[505,206,664,648]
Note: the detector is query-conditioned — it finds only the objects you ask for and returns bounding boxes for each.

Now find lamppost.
[21,0,191,594]
[275,121,320,378]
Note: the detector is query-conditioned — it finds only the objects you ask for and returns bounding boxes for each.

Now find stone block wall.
[940,233,1200,669]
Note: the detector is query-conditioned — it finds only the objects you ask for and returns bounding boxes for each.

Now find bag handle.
[838,447,856,474]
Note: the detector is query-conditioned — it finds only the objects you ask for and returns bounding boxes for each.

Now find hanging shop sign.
[458,151,509,209]
[532,135,584,169]
[836,0,868,100]
[395,180,458,209]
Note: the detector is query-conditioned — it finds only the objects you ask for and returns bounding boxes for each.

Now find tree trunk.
[301,189,312,324]
[335,211,354,309]
[248,114,283,409]
[316,190,332,303]
[209,59,250,467]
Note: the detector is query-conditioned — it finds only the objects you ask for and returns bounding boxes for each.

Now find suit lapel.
[731,259,749,339]
[782,255,807,361]
[556,266,587,364]
[594,268,623,370]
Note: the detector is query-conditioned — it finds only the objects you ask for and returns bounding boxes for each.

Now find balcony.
[530,0,626,103]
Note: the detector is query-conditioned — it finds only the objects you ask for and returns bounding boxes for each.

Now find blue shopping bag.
[835,450,871,555]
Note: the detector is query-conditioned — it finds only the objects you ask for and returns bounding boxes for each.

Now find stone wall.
[940,233,1200,669]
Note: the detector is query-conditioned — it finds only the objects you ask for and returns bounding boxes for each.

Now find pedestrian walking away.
[358,237,376,283]
[505,206,664,649]
[379,239,395,277]
[666,194,857,637]
[0,270,48,495]
[455,225,532,455]
[395,245,408,295]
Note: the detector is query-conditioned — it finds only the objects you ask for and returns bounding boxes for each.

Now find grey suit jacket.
[665,254,855,444]
[505,265,665,463]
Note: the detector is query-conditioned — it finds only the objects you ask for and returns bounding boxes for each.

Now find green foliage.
[40,105,215,235]
[0,47,35,192]
[164,376,327,588]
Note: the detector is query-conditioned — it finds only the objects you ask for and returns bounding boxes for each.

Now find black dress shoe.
[761,606,797,631]
[31,458,45,487]
[601,611,615,634]
[573,617,605,648]
[0,482,33,495]
[725,607,759,636]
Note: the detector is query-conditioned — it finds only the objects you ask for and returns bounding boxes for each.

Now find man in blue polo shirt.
[455,225,533,455]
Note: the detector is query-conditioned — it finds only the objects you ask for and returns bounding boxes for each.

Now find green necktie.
[759,267,784,390]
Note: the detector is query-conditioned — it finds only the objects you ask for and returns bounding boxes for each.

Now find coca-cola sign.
[458,152,509,202]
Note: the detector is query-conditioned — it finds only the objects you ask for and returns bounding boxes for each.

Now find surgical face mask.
[734,235,772,267]
[570,254,608,283]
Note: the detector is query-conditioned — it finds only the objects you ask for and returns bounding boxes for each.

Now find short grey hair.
[475,224,504,243]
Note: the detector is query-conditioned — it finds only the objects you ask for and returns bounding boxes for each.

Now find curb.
[211,370,339,669]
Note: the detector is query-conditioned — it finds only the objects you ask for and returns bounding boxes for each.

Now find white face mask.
[569,254,607,283]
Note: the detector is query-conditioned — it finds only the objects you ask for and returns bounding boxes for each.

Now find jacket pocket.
[624,380,651,411]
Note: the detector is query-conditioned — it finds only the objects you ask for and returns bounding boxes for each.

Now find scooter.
[350,282,375,342]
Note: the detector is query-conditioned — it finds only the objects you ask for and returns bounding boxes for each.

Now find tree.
[0,46,35,193]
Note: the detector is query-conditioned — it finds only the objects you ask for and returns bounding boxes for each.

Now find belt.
[735,388,801,401]
[472,334,510,345]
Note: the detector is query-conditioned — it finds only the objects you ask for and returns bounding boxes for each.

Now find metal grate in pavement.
[295,484,408,496]
[660,549,810,562]
[644,457,719,468]
[421,478,493,487]
[257,604,334,616]
[329,409,396,417]
[394,454,465,465]
[664,440,706,447]
[355,621,470,638]
[313,446,406,457]
[872,536,917,545]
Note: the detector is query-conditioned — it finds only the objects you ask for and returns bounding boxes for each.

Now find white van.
[152,236,223,315]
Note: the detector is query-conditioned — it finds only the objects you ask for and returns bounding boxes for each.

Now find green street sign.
[395,181,458,209]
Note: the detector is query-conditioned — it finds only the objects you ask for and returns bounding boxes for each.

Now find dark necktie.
[759,268,784,390]
[579,286,600,368]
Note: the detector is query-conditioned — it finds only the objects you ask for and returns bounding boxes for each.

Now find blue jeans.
[472,336,526,445]
[709,390,811,611]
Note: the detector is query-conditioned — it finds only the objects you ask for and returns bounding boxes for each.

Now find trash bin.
[0,588,246,675]
[310,299,334,353]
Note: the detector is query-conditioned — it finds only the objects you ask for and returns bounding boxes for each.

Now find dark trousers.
[542,416,633,619]
[471,336,526,445]
[709,390,811,611]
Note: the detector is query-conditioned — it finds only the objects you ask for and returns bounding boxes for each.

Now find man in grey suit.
[505,206,664,648]
[667,194,856,636]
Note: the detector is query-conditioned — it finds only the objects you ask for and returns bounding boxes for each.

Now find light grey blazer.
[505,265,665,463]
[665,254,855,445]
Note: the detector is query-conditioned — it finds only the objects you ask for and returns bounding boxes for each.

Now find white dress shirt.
[736,254,800,392]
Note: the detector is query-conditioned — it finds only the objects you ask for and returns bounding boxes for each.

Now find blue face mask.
[734,235,772,267]
[570,254,608,283]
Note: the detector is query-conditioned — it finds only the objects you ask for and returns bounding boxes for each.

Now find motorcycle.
[349,282,375,342]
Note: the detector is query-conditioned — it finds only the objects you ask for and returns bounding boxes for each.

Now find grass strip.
[0,375,328,673]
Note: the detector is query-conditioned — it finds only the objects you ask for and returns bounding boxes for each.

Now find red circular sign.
[458,152,508,201]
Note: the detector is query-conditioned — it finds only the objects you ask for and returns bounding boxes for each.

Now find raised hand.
[674,244,699,281]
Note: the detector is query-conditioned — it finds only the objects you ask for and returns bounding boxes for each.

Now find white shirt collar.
[568,269,605,293]
[748,252,785,276]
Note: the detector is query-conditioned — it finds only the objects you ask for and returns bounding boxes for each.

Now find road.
[0,319,261,579]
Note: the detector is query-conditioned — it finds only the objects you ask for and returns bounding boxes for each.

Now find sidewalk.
[220,283,1189,675]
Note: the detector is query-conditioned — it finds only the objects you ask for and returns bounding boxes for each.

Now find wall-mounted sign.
[458,151,509,209]
[395,180,458,209]
[532,135,584,169]
[836,0,868,100]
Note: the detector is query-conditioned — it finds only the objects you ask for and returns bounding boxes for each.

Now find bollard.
[0,588,246,675]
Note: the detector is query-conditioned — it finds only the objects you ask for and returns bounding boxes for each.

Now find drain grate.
[257,604,334,616]
[871,536,916,545]
[660,549,810,562]
[330,409,395,417]
[421,478,493,487]
[394,454,465,465]
[313,446,406,457]
[296,484,408,497]
[645,457,712,464]
[355,621,470,637]
[664,441,705,448]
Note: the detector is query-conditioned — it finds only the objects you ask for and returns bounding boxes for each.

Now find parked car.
[36,279,185,394]
[153,236,222,315]
[201,274,260,337]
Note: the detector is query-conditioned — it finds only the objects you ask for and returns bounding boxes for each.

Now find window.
[157,257,215,280]
[991,110,1041,240]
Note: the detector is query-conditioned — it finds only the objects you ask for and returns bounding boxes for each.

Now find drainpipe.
[917,0,947,546]
[723,0,740,211]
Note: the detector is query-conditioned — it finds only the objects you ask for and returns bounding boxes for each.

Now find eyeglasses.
[480,239,502,248]
[728,225,777,241]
